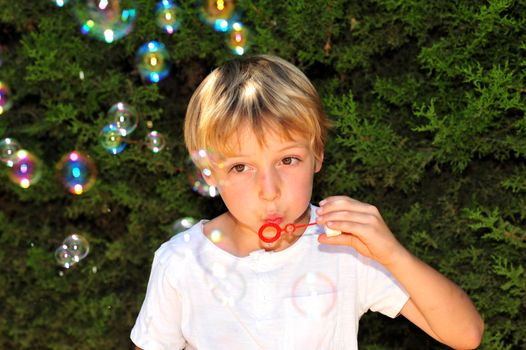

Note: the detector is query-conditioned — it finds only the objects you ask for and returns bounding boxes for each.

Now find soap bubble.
[55,245,77,268]
[0,138,21,167]
[52,0,70,7]
[75,0,137,43]
[56,151,97,195]
[0,81,13,115]
[145,130,166,153]
[227,21,250,55]
[206,267,245,306]
[136,41,171,83]
[291,272,336,319]
[63,233,90,261]
[107,102,138,136]
[199,0,238,32]
[172,217,197,234]
[155,0,181,34]
[186,149,228,197]
[8,150,42,188]
[99,123,127,154]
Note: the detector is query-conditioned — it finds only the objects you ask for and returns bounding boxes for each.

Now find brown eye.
[282,157,299,165]
[232,164,246,173]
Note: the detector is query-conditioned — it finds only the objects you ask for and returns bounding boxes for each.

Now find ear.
[314,152,324,173]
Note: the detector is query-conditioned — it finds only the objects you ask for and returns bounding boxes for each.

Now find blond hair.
[184,55,331,162]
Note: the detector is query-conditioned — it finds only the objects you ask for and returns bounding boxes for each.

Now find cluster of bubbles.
[199,0,251,55]
[55,233,90,269]
[0,81,12,115]
[0,138,99,194]
[186,149,226,198]
[52,0,251,61]
[99,102,167,155]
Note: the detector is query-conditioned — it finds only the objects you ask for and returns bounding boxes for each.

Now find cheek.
[285,172,314,201]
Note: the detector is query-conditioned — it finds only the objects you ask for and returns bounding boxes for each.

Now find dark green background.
[0,0,524,349]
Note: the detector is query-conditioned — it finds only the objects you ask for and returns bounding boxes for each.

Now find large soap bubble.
[75,0,137,43]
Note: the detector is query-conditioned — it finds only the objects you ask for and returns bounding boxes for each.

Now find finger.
[316,210,378,226]
[318,232,371,256]
[318,197,374,215]
[322,221,370,239]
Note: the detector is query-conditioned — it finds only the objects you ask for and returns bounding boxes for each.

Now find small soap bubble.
[155,0,181,34]
[0,81,13,115]
[199,0,238,32]
[136,41,171,83]
[56,151,97,195]
[145,130,166,153]
[0,138,21,167]
[74,0,137,43]
[8,150,42,188]
[291,272,336,319]
[172,217,197,235]
[63,234,90,261]
[186,149,227,197]
[52,0,70,7]
[99,123,127,154]
[55,244,77,269]
[107,102,138,136]
[206,268,246,306]
[209,229,222,243]
[227,21,250,56]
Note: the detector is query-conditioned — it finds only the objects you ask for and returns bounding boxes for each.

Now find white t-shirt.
[131,205,409,350]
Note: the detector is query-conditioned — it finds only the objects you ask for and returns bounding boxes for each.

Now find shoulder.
[152,221,206,271]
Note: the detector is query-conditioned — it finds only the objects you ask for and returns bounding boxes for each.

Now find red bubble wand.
[258,222,318,243]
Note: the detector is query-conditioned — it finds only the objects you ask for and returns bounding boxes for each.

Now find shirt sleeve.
[131,245,187,350]
[360,256,409,318]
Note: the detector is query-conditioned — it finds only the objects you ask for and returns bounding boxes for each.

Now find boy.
[131,55,483,349]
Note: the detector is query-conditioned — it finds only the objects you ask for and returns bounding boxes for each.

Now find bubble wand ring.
[258,222,318,243]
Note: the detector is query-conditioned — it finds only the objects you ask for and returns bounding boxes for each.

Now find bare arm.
[392,249,483,349]
[316,196,484,349]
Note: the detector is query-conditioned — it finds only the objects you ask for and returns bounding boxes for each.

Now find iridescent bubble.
[206,267,245,306]
[52,0,70,7]
[199,0,238,32]
[227,21,250,56]
[55,244,77,269]
[56,151,97,195]
[0,81,13,115]
[107,102,138,136]
[63,233,90,261]
[8,150,42,189]
[155,0,181,34]
[74,0,137,43]
[186,149,227,197]
[99,123,127,154]
[136,41,171,83]
[172,217,197,234]
[0,138,21,167]
[291,272,337,319]
[145,130,166,153]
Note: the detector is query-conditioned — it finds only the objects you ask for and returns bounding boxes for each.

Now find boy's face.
[205,125,322,236]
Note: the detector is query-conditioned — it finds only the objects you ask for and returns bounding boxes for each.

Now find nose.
[258,167,280,201]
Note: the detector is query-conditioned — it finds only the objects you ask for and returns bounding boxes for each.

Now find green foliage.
[1,0,525,349]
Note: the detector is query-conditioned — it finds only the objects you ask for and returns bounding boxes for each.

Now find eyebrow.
[223,143,308,159]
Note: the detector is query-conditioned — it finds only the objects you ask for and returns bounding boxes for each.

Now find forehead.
[223,123,310,156]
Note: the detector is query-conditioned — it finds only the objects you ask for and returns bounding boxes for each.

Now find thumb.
[318,233,371,257]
